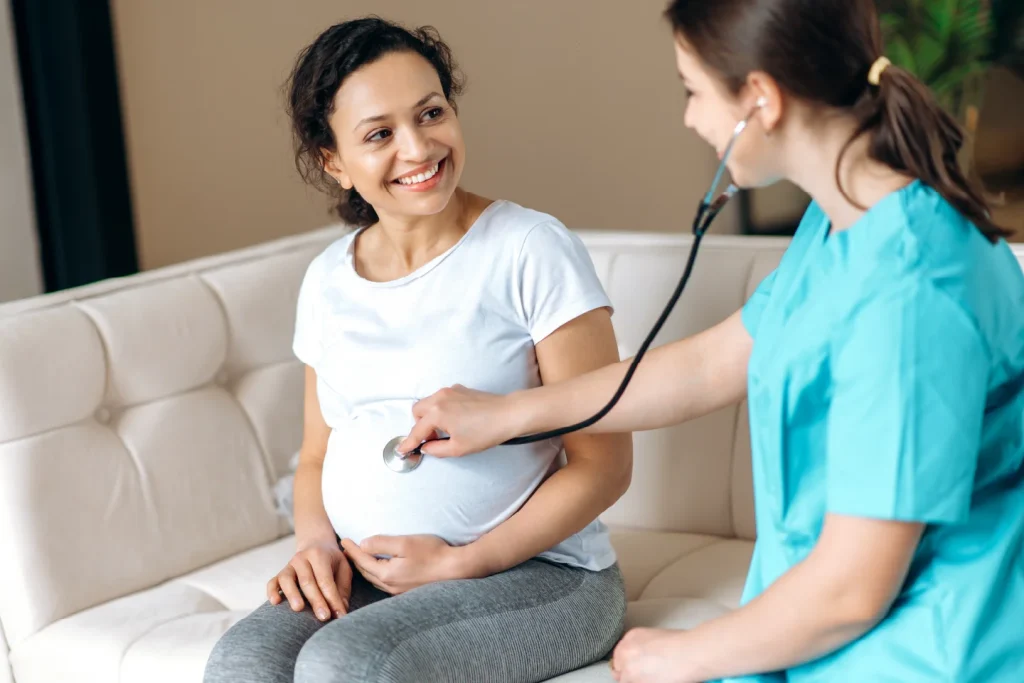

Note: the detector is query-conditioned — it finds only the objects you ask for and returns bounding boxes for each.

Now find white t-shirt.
[292,199,617,570]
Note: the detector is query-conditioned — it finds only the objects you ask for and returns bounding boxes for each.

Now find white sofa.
[3,225,1019,683]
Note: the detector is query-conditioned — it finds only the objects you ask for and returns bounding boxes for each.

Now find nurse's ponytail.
[664,0,1012,243]
[842,59,1010,242]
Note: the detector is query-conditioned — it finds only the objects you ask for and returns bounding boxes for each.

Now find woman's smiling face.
[324,50,467,222]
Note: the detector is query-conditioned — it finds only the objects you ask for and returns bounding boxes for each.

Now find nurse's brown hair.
[663,0,1011,243]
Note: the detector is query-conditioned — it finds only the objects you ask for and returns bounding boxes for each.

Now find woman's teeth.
[396,162,440,185]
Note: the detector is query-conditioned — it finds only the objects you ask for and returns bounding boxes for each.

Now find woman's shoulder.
[301,228,360,283]
[479,199,570,236]
[477,198,586,256]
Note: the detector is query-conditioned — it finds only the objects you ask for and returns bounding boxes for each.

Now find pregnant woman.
[203,17,632,683]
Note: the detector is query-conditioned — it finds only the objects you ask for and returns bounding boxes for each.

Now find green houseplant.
[878,0,1024,174]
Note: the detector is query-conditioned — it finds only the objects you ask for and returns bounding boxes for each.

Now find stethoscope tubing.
[399,102,762,461]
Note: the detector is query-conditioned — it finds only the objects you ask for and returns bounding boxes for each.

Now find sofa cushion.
[0,307,106,443]
[0,387,283,646]
[8,532,752,683]
[584,234,787,540]
[0,234,335,649]
[79,278,228,407]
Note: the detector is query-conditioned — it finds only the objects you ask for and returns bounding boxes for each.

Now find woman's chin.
[379,184,460,220]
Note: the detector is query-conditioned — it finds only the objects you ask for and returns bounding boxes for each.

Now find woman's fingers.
[292,558,332,621]
[362,573,393,594]
[308,549,348,618]
[266,575,283,605]
[334,557,353,615]
[276,566,305,612]
[340,539,379,578]
[341,538,393,593]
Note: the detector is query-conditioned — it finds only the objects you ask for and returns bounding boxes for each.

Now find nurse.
[400,0,1024,681]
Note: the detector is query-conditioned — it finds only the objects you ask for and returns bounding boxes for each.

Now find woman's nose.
[396,125,431,161]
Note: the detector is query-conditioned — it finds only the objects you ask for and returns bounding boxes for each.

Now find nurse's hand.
[610,627,695,683]
[267,540,352,622]
[399,384,520,458]
[341,534,477,595]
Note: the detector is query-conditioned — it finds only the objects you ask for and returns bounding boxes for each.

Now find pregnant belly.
[321,400,558,546]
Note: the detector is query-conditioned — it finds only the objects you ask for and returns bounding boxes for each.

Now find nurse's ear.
[745,71,783,136]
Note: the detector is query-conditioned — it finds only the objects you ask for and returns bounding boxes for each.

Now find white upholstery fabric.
[0,307,106,443]
[0,622,10,683]
[587,234,787,540]
[1,225,1020,683]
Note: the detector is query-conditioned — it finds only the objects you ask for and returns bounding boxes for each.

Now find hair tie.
[868,56,891,86]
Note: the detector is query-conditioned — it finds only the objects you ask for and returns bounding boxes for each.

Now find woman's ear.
[322,149,353,190]
[745,71,784,135]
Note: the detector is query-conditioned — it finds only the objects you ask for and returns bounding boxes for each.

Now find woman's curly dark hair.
[285,17,466,226]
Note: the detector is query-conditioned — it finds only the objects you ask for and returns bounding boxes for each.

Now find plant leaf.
[954,8,993,48]
[930,61,987,96]
[913,33,948,79]
[924,0,957,44]
[887,35,920,76]
[880,12,906,39]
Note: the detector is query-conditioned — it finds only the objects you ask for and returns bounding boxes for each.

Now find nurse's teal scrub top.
[725,180,1024,682]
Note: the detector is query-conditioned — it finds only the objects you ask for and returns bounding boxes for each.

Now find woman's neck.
[362,188,480,277]
[783,113,913,233]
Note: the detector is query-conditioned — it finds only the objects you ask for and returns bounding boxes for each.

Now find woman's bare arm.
[292,365,337,551]
[458,309,634,576]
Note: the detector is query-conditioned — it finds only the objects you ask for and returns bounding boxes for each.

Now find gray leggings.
[203,558,625,683]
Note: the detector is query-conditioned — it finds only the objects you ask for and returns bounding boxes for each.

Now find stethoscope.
[383,97,767,473]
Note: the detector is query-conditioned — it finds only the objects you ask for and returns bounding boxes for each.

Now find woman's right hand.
[267,540,352,621]
[398,384,523,458]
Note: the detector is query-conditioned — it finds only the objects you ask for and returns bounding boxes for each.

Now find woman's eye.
[422,107,445,121]
[368,129,392,143]
[684,88,695,98]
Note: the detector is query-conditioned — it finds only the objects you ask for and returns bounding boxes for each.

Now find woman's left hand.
[610,627,696,683]
[340,534,476,595]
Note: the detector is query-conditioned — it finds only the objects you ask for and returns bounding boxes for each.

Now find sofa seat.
[8,532,752,683]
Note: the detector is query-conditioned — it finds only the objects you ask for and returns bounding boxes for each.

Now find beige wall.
[110,0,748,270]
[0,0,43,302]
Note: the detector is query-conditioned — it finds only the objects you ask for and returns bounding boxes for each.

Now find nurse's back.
[893,182,1024,488]
[908,184,1024,678]
[828,180,1024,680]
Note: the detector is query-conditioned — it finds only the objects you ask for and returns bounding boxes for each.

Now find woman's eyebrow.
[353,92,444,131]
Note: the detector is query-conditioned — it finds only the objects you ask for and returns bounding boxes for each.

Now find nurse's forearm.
[458,435,632,577]
[511,310,751,435]
[293,461,338,551]
[663,515,922,681]
[666,557,884,680]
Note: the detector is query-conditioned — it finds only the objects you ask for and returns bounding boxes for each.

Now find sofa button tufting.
[95,407,111,424]
[215,370,229,386]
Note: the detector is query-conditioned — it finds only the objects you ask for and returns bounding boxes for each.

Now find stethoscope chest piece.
[383,435,422,473]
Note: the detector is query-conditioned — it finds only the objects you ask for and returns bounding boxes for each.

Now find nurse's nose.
[683,101,698,132]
